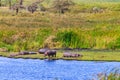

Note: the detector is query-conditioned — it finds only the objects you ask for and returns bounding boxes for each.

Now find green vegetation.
[0,0,120,52]
[1,1,120,80]
[73,0,120,3]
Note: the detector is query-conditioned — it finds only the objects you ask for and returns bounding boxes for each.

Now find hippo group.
[9,48,83,59]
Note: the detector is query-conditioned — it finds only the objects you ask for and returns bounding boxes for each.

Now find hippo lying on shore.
[63,52,83,57]
[9,54,19,57]
[38,48,49,54]
[44,50,56,57]
[9,51,37,57]
[19,51,37,55]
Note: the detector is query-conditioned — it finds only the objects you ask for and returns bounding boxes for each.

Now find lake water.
[0,57,120,80]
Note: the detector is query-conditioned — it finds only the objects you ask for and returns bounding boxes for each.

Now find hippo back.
[38,48,49,54]
[47,50,56,55]
[44,50,56,57]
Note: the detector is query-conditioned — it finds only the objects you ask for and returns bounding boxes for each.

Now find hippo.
[18,51,29,55]
[29,52,37,54]
[63,52,83,57]
[63,52,72,57]
[9,54,19,57]
[44,50,56,57]
[38,48,49,54]
[19,51,37,55]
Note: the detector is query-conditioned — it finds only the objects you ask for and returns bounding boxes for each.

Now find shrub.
[56,30,82,48]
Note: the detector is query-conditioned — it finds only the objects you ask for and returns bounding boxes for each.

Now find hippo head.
[44,50,49,56]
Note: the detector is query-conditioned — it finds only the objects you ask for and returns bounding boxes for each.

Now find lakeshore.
[0,50,120,62]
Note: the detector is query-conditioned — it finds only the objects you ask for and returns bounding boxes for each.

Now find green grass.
[0,9,120,51]
[73,0,120,3]
[2,0,120,7]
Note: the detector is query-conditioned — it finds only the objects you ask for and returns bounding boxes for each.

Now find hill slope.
[1,0,120,51]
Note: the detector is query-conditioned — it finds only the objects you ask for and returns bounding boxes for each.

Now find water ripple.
[0,57,120,80]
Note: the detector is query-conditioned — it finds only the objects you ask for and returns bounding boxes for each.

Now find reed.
[97,68,120,80]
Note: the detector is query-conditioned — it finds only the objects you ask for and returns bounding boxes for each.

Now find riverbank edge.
[0,55,120,62]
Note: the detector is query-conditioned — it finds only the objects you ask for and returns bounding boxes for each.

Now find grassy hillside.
[74,0,120,3]
[2,0,120,5]
[0,1,120,51]
[44,0,120,3]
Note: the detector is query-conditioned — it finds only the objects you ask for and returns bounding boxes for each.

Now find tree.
[11,0,25,14]
[0,0,1,7]
[19,0,23,5]
[27,0,44,13]
[9,0,12,9]
[52,0,74,14]
[39,4,46,11]
[28,3,38,13]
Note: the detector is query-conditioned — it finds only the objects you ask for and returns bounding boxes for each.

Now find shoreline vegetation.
[0,49,120,62]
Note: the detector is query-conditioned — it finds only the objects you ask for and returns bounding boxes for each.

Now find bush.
[108,37,120,50]
[56,30,82,48]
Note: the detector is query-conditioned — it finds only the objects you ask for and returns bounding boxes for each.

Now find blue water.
[0,57,120,80]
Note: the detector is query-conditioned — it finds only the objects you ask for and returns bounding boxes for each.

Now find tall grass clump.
[108,37,120,50]
[56,30,88,48]
[0,27,52,51]
[97,68,120,80]
[57,30,78,48]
